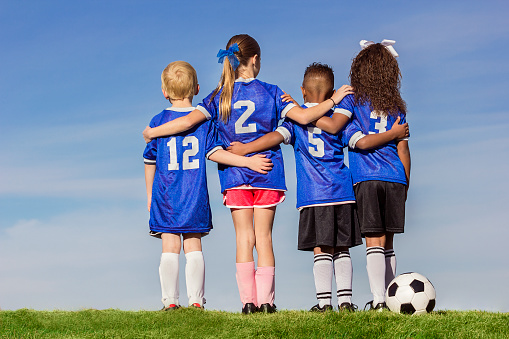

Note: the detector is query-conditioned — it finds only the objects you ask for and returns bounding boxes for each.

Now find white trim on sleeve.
[348,131,365,149]
[281,103,297,118]
[275,126,291,144]
[196,105,211,120]
[206,146,223,159]
[144,158,156,165]
[334,108,352,118]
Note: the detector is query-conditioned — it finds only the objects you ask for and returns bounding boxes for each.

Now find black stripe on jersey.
[144,159,156,165]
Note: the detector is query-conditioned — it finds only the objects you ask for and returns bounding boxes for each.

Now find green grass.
[1,308,508,338]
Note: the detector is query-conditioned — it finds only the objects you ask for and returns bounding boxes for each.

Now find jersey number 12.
[167,136,199,170]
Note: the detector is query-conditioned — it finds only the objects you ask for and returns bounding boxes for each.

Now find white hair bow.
[359,39,399,57]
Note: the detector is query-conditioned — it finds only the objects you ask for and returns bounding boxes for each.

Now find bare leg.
[230,208,255,263]
[162,233,182,254]
[253,207,276,267]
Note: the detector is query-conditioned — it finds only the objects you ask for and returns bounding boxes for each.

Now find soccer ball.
[385,272,436,315]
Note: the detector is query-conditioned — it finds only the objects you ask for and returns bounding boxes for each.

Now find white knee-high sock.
[160,252,180,307]
[384,249,396,289]
[333,251,353,305]
[313,253,333,307]
[185,251,205,306]
[366,246,386,305]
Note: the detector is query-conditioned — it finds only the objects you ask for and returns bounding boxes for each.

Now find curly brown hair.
[350,43,406,116]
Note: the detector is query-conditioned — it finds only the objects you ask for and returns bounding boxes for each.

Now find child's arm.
[208,150,273,174]
[285,85,353,125]
[353,117,409,150]
[143,109,207,143]
[397,140,411,192]
[144,164,156,212]
[313,113,351,135]
[226,131,284,156]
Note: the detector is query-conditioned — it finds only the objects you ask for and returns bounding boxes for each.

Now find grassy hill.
[1,308,508,338]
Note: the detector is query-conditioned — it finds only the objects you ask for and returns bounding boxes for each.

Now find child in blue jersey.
[228,63,403,312]
[339,41,411,311]
[143,34,352,314]
[144,61,273,311]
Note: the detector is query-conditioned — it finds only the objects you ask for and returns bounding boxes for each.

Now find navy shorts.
[354,180,406,236]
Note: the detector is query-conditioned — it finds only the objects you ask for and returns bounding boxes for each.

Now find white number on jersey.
[369,111,388,134]
[234,100,257,134]
[308,126,325,158]
[167,136,200,171]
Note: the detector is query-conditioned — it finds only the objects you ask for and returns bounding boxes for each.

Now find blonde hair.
[210,34,261,123]
[161,61,198,102]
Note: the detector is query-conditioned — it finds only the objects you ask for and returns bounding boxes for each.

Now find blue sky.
[1,0,508,312]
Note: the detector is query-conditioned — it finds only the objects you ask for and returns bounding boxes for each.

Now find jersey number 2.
[234,100,257,134]
[167,136,199,170]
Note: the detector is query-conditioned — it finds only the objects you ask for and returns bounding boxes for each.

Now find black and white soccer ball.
[385,272,436,315]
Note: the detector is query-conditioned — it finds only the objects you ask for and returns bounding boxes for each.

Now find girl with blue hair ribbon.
[143,34,353,314]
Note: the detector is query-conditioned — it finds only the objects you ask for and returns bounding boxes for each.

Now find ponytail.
[211,57,236,123]
[210,34,261,123]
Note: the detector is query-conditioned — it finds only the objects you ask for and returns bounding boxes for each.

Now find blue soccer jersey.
[340,94,408,185]
[276,103,356,209]
[143,107,223,234]
[196,78,296,193]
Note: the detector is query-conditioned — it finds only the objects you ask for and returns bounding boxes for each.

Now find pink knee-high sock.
[255,266,275,306]
[236,262,256,306]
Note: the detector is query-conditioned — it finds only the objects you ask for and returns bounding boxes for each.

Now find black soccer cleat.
[259,303,277,313]
[338,302,358,312]
[161,304,180,311]
[190,303,204,309]
[364,300,388,311]
[242,302,258,314]
[309,303,333,312]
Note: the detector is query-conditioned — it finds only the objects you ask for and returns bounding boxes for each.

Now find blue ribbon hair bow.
[217,43,240,70]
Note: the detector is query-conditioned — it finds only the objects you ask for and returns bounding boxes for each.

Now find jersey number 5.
[234,100,257,134]
[167,136,199,170]
[308,126,325,158]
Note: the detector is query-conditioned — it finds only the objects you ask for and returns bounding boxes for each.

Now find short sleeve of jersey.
[336,94,355,120]
[275,118,295,145]
[276,87,297,119]
[196,93,216,121]
[343,119,364,149]
[204,121,225,158]
[143,115,160,165]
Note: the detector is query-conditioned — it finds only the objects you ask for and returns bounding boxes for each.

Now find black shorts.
[298,204,363,251]
[354,180,406,236]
